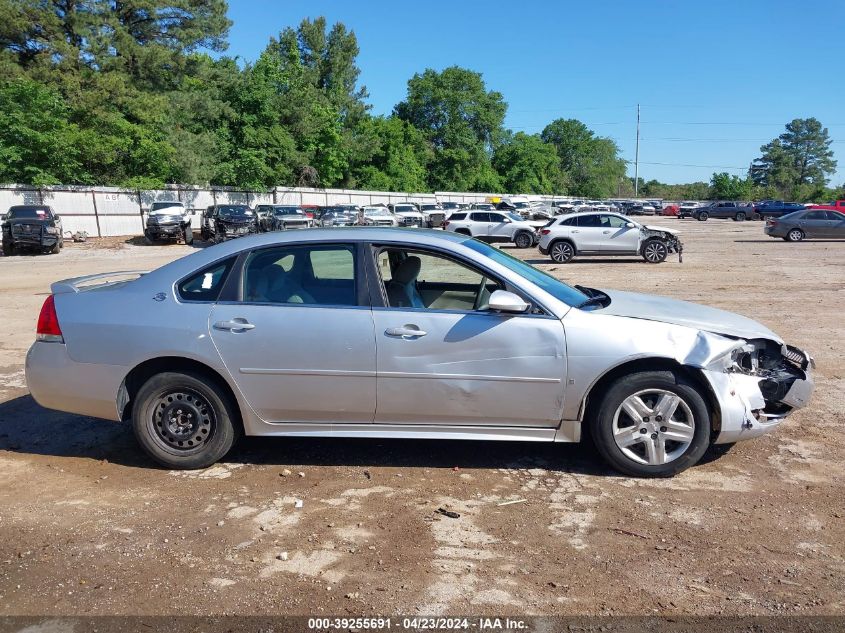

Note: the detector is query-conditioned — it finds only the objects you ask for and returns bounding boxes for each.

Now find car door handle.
[213,319,256,332]
[602,230,611,234]
[385,326,427,338]
[571,230,579,233]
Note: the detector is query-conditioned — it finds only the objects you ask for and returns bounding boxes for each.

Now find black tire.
[786,228,804,242]
[549,240,575,263]
[589,370,711,477]
[513,231,533,249]
[50,241,60,254]
[3,242,14,256]
[183,226,194,245]
[734,211,746,221]
[641,238,668,263]
[697,212,708,221]
[751,212,761,221]
[132,371,240,469]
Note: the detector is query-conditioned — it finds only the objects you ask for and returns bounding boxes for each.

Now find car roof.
[147,228,473,282]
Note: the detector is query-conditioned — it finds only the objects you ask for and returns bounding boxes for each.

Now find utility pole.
[634,103,640,198]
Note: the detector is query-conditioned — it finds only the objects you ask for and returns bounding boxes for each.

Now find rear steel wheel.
[132,371,239,469]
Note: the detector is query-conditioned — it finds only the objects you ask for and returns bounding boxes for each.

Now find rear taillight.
[36,295,63,342]
[443,221,450,228]
[767,219,777,226]
[540,228,551,235]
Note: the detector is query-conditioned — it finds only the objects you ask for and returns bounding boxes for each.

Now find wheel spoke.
[662,420,694,443]
[621,395,651,422]
[644,436,666,465]
[614,426,643,448]
[653,393,681,421]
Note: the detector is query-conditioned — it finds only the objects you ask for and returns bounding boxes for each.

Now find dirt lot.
[0,220,843,617]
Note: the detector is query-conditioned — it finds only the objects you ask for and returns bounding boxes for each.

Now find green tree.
[351,116,430,192]
[492,132,566,193]
[751,118,837,200]
[709,172,754,200]
[395,66,506,191]
[541,119,627,198]
[0,78,83,184]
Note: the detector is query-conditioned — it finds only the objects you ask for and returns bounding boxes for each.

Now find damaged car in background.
[2,205,64,255]
[538,211,683,263]
[143,201,193,245]
[25,228,812,478]
[200,204,257,243]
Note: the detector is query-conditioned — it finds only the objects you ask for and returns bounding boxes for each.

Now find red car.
[658,204,679,217]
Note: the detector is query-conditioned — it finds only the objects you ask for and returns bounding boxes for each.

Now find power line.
[622,160,749,171]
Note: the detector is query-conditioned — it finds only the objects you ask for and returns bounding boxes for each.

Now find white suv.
[443,210,539,248]
[537,212,682,263]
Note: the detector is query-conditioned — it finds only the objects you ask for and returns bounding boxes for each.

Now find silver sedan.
[26,228,814,477]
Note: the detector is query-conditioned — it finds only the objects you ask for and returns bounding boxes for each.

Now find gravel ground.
[0,220,843,617]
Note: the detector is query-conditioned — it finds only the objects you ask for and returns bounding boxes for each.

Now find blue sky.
[224,0,845,186]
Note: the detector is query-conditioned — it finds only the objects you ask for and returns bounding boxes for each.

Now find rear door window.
[243,244,357,306]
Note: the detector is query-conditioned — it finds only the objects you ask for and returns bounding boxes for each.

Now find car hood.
[595,289,782,343]
[642,224,679,234]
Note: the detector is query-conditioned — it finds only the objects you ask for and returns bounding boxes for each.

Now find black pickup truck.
[754,201,806,220]
[2,205,64,255]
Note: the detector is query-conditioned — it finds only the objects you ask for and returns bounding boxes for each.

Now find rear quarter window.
[178,258,236,302]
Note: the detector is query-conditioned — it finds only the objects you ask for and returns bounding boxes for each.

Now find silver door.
[372,247,567,427]
[209,244,376,424]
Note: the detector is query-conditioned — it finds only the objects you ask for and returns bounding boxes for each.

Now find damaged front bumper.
[704,343,814,444]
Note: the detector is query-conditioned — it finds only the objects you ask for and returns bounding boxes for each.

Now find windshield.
[464,240,589,308]
[7,206,52,219]
[150,201,183,213]
[364,208,389,215]
[394,205,416,212]
[273,206,302,215]
[217,205,252,219]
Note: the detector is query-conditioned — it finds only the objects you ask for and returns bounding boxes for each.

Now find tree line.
[0,1,840,201]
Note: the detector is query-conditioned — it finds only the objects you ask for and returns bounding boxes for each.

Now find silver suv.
[538,212,682,263]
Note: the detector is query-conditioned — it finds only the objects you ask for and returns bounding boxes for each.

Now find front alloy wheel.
[642,239,668,263]
[590,370,711,477]
[513,231,533,249]
[612,389,695,466]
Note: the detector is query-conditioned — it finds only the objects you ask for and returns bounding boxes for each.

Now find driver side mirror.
[488,290,530,313]
[626,222,636,228]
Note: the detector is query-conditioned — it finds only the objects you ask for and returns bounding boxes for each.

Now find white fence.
[0,185,523,237]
